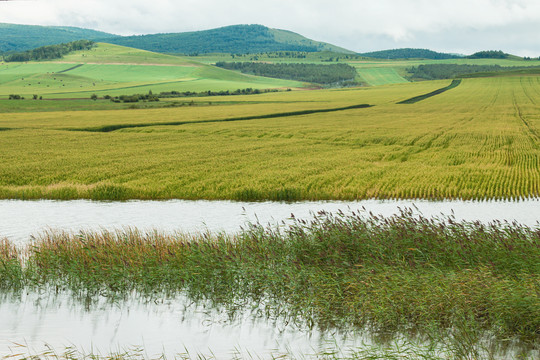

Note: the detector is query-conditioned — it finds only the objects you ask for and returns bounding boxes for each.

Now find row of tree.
[2,40,95,62]
[215,62,358,85]
[158,88,278,98]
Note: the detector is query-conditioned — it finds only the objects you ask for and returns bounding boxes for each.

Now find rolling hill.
[0,23,353,56]
[102,25,354,54]
[360,48,462,60]
[0,43,304,99]
[0,23,116,53]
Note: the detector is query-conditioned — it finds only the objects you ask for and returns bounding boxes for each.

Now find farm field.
[186,51,540,85]
[0,43,304,99]
[0,76,539,201]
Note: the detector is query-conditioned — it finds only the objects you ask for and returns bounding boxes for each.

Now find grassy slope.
[0,43,304,98]
[0,76,539,201]
[358,67,408,86]
[269,28,354,53]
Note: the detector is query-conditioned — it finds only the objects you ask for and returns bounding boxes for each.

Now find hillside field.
[0,43,303,99]
[0,76,539,201]
[185,51,540,86]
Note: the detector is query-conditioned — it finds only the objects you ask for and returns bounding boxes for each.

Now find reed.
[0,238,23,289]
[5,210,536,347]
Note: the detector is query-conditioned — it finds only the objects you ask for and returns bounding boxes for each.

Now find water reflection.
[0,290,370,358]
[0,289,536,359]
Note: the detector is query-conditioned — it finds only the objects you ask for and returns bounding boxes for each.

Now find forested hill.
[0,23,115,53]
[360,48,462,60]
[102,25,354,54]
[3,40,95,62]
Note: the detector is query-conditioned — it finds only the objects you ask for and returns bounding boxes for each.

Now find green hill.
[103,24,354,54]
[0,43,304,99]
[360,48,462,60]
[0,23,116,53]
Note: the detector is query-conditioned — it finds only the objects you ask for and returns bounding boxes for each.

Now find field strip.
[397,79,461,104]
[43,79,199,96]
[70,104,373,132]
[48,61,199,67]
[513,93,540,143]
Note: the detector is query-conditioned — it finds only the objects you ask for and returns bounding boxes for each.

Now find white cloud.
[1,0,540,55]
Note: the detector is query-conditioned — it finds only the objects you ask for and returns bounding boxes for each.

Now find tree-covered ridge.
[467,50,509,59]
[0,23,114,53]
[360,48,461,60]
[407,64,540,80]
[3,40,96,62]
[103,25,352,54]
[215,62,358,85]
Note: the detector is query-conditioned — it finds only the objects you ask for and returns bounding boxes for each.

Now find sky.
[1,0,540,56]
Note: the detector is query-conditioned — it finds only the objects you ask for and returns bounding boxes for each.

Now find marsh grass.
[0,238,23,289]
[1,210,538,352]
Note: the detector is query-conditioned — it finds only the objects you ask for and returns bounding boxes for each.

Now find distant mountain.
[360,48,462,60]
[0,23,116,53]
[102,24,354,54]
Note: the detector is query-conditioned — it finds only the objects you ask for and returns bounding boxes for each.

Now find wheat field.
[0,77,538,200]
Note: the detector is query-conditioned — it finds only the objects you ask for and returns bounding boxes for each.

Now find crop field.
[0,76,538,201]
[0,43,303,99]
[356,67,408,86]
[186,52,540,85]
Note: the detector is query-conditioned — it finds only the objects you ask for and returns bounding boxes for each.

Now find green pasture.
[0,76,539,201]
[185,52,540,85]
[60,42,201,65]
[356,67,408,86]
[0,43,304,99]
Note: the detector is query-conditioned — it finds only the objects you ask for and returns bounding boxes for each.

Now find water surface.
[0,199,538,358]
[0,199,539,245]
[0,291,368,358]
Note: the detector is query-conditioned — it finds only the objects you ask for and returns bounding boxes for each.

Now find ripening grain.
[0,77,538,200]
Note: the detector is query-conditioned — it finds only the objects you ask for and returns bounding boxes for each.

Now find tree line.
[215,62,358,85]
[2,40,95,62]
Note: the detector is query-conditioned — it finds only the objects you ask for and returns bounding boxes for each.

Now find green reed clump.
[0,238,24,288]
[17,210,540,344]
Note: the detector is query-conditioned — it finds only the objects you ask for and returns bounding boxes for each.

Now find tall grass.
[2,210,537,348]
[0,238,23,289]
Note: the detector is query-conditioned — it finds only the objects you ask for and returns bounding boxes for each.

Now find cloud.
[1,0,539,55]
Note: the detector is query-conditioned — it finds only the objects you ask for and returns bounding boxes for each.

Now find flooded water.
[0,199,539,245]
[0,291,369,358]
[0,198,538,358]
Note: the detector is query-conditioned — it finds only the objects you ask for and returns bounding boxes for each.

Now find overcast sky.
[1,0,540,56]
